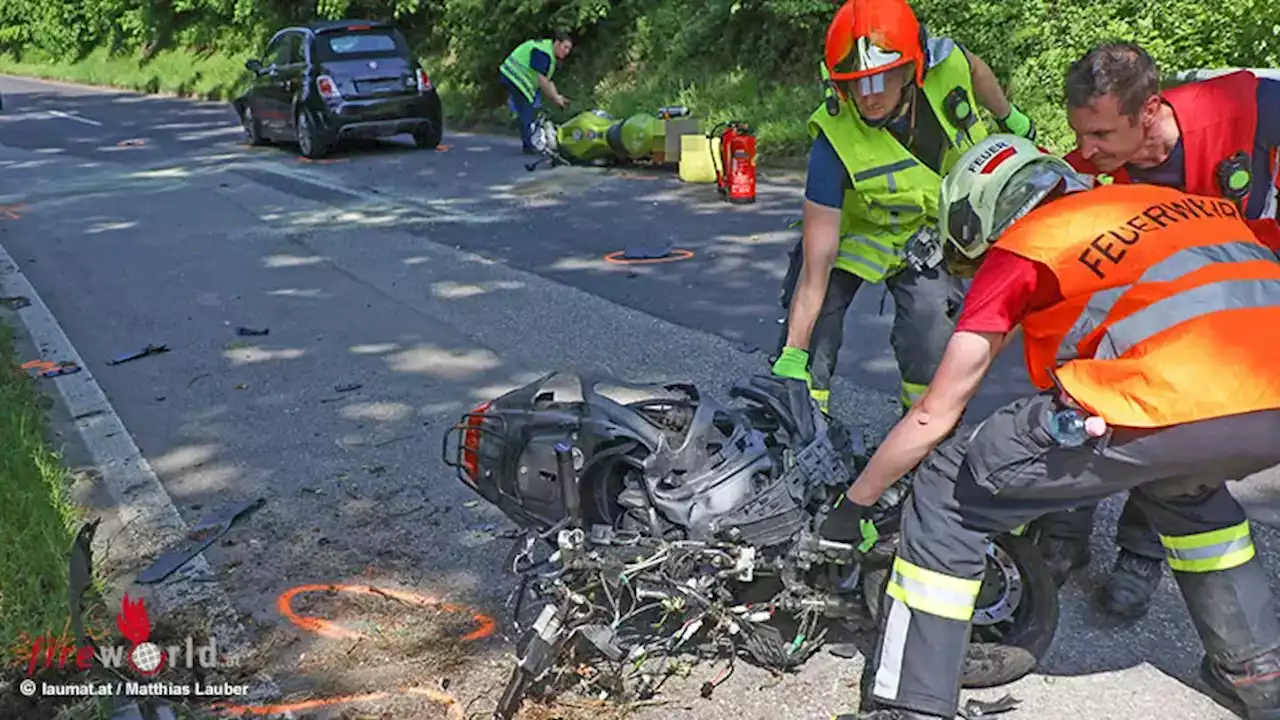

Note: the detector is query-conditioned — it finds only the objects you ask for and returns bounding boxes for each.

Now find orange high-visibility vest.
[997,183,1280,428]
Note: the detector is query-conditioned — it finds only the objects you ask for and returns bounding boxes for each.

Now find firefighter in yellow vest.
[772,0,1037,415]
[499,34,573,154]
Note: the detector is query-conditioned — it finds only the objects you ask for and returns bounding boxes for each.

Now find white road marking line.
[45,109,104,126]
[0,240,283,711]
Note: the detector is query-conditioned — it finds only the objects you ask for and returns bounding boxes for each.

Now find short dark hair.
[553,31,573,44]
[1064,42,1159,118]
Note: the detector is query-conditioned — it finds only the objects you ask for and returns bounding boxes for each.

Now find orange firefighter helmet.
[824,0,926,92]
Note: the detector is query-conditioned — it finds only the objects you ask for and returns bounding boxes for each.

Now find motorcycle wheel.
[861,533,1059,688]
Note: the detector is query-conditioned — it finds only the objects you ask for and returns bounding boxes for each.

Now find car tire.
[413,121,443,150]
[296,109,330,159]
[861,533,1060,689]
[241,105,267,146]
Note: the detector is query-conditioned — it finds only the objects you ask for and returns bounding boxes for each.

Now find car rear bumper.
[316,91,442,138]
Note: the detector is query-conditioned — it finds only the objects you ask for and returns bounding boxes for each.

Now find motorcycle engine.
[445,372,870,712]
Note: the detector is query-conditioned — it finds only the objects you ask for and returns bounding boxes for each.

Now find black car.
[233,20,442,158]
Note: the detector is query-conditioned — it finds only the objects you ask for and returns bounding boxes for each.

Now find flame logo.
[116,593,152,645]
[117,594,166,676]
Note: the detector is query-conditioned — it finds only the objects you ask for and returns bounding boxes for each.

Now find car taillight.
[461,401,491,484]
[416,68,432,92]
[316,75,341,100]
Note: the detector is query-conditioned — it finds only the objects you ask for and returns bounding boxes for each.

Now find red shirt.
[955,248,1063,334]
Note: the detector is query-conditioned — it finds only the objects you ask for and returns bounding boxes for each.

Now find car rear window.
[315,29,410,60]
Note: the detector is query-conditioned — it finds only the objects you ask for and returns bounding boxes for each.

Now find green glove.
[997,104,1036,140]
[771,346,812,385]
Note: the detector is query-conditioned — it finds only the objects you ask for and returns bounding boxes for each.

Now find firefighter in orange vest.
[1030,42,1280,621]
[821,134,1280,720]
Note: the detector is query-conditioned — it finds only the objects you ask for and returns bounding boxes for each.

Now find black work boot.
[1201,650,1280,720]
[1099,550,1163,620]
[1036,534,1091,587]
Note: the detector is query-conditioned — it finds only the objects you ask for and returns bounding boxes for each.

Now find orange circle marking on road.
[603,249,695,265]
[276,583,496,642]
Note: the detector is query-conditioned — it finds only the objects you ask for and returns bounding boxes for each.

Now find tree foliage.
[1,0,1277,153]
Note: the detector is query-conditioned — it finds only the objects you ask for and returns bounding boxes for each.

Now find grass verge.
[0,322,80,661]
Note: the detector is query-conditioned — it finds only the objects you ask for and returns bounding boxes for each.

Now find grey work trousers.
[869,391,1280,717]
[775,238,964,408]
[1038,492,1165,559]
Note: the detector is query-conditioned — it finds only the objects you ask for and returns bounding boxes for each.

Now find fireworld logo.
[22,594,228,676]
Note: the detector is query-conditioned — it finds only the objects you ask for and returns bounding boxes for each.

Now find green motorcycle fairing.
[553,109,670,164]
[556,109,617,163]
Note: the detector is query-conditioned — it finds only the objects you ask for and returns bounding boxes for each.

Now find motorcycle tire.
[860,533,1059,689]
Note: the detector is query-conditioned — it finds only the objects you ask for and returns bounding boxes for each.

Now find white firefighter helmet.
[939,134,1089,259]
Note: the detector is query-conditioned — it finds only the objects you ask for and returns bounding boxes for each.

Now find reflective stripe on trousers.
[810,388,830,413]
[901,381,928,410]
[874,555,981,704]
[1160,520,1256,573]
[1057,240,1279,362]
[884,555,981,621]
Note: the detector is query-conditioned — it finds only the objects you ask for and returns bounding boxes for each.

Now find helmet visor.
[831,35,904,90]
[989,162,1076,240]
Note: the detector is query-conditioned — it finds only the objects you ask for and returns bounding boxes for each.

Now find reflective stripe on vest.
[807,44,988,283]
[1056,241,1278,362]
[1096,277,1280,359]
[499,39,556,104]
[998,183,1280,428]
[1160,521,1256,573]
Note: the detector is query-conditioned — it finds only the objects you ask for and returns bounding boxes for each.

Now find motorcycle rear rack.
[440,407,510,489]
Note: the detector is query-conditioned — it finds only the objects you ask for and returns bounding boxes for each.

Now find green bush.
[0,0,1277,157]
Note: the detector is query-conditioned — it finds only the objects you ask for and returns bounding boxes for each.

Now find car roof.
[302,19,395,34]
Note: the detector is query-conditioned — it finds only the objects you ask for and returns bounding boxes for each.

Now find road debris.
[107,343,169,365]
[1,295,31,309]
[236,326,270,336]
[23,358,81,378]
[335,382,363,393]
[138,497,266,584]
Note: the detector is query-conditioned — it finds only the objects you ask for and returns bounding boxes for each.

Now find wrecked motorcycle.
[443,372,1059,718]
[525,105,690,171]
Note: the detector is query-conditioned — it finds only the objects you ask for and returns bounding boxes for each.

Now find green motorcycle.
[526,105,690,171]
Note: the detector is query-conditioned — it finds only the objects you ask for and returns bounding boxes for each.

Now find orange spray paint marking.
[0,204,28,220]
[276,583,496,642]
[209,584,490,717]
[603,248,695,265]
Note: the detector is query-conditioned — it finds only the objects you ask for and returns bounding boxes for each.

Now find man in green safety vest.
[771,0,1038,416]
[498,33,574,154]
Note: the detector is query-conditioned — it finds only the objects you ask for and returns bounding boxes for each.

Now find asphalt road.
[2,73,1277,720]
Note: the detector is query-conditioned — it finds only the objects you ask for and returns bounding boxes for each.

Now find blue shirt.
[530,49,552,76]
[1127,78,1280,219]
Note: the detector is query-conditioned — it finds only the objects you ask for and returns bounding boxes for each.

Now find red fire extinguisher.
[710,121,756,204]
